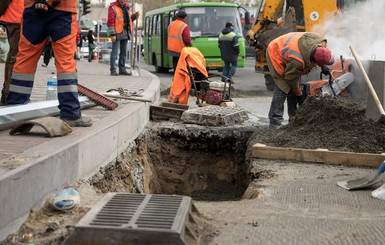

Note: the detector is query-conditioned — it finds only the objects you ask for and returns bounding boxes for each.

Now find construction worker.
[107,0,139,76]
[218,21,239,83]
[0,0,24,105]
[267,32,334,129]
[5,0,92,127]
[167,10,192,71]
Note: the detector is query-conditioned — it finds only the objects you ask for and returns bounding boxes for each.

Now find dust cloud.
[321,0,385,62]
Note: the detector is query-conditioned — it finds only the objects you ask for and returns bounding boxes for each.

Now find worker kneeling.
[266,32,334,129]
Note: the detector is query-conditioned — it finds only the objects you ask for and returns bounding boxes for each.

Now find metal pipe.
[0,96,95,131]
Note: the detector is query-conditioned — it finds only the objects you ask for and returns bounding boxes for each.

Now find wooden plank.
[252,143,385,168]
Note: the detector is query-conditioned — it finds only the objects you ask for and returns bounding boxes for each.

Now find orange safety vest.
[167,19,187,56]
[168,47,208,104]
[112,5,133,35]
[0,0,24,24]
[267,32,306,77]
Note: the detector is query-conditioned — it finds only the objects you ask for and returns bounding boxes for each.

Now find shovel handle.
[349,45,385,115]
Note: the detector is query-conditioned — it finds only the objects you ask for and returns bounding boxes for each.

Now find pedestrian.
[107,0,139,76]
[5,0,92,127]
[167,10,192,72]
[266,32,334,129]
[77,32,85,60]
[41,38,53,67]
[0,0,24,105]
[218,21,239,83]
[87,29,95,62]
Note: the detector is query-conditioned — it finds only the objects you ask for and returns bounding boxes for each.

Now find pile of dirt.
[250,96,385,154]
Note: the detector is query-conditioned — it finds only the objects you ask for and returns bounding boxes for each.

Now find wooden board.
[253,143,385,168]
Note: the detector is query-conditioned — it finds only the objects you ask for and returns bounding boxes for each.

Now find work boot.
[119,70,131,76]
[110,70,118,76]
[269,123,281,129]
[62,116,92,127]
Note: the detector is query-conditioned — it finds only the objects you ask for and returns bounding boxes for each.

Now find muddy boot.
[62,116,92,127]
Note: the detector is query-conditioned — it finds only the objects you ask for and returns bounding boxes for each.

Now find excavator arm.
[245,0,285,47]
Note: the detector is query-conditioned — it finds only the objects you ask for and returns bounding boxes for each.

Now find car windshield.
[184,6,242,38]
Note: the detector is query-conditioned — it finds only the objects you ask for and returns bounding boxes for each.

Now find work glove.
[321,66,331,76]
[296,94,305,106]
[292,87,303,96]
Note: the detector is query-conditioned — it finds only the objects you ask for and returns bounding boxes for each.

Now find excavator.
[245,0,350,91]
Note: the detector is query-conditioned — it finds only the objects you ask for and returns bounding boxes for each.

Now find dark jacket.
[218,27,239,62]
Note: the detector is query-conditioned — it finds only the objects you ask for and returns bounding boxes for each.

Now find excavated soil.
[250,96,385,154]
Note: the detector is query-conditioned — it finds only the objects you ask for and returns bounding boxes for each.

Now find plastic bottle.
[46,72,57,100]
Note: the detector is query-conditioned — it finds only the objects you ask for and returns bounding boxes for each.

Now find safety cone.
[93,50,98,61]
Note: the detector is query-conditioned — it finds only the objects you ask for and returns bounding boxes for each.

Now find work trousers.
[110,38,128,73]
[222,60,237,81]
[6,8,81,120]
[1,22,20,104]
[268,82,298,126]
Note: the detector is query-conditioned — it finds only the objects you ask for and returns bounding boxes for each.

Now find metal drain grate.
[65,193,193,245]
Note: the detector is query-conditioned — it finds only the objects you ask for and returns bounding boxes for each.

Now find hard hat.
[313,47,334,66]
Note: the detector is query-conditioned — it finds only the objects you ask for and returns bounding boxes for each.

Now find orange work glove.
[292,87,303,96]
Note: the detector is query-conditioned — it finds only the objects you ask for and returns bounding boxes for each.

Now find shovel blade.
[131,66,140,76]
[337,161,385,191]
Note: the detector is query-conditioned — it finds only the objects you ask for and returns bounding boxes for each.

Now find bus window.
[184,6,243,37]
[155,15,161,35]
[152,16,157,35]
[145,17,150,36]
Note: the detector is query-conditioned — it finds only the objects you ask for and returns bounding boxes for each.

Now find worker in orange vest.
[107,0,139,76]
[0,0,24,105]
[167,10,192,71]
[267,32,334,129]
[168,47,207,104]
[5,0,92,127]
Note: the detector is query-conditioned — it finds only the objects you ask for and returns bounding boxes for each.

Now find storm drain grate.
[65,193,194,245]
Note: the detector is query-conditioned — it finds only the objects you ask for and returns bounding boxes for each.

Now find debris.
[9,117,72,137]
[52,188,80,211]
[372,183,385,200]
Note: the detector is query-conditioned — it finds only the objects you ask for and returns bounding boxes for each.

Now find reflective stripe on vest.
[281,33,304,64]
[167,20,187,54]
[269,32,305,77]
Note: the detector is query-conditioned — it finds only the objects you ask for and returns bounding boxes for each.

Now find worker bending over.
[267,32,334,129]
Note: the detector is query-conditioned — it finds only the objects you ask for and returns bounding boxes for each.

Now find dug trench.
[1,119,264,245]
[2,96,385,245]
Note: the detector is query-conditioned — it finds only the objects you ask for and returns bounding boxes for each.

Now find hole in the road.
[91,122,259,202]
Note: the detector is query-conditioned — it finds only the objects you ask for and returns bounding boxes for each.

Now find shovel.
[337,161,385,190]
[131,16,140,76]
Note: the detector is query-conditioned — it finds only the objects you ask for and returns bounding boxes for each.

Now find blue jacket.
[218,28,239,62]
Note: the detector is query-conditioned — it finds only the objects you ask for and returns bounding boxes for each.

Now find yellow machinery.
[245,0,341,90]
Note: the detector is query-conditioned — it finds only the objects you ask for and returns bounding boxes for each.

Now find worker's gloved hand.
[296,94,305,106]
[321,66,331,76]
[292,87,303,96]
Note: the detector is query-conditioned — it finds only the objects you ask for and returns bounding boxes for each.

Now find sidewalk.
[0,58,160,240]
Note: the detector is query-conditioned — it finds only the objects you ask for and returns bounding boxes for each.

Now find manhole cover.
[65,193,194,245]
[181,106,249,126]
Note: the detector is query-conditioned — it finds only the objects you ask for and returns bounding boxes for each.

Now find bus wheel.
[153,55,164,73]
[264,74,274,91]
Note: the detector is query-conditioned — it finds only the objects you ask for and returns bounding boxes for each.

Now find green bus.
[143,2,249,73]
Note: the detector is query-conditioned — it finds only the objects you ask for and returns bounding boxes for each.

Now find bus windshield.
[183,6,243,38]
